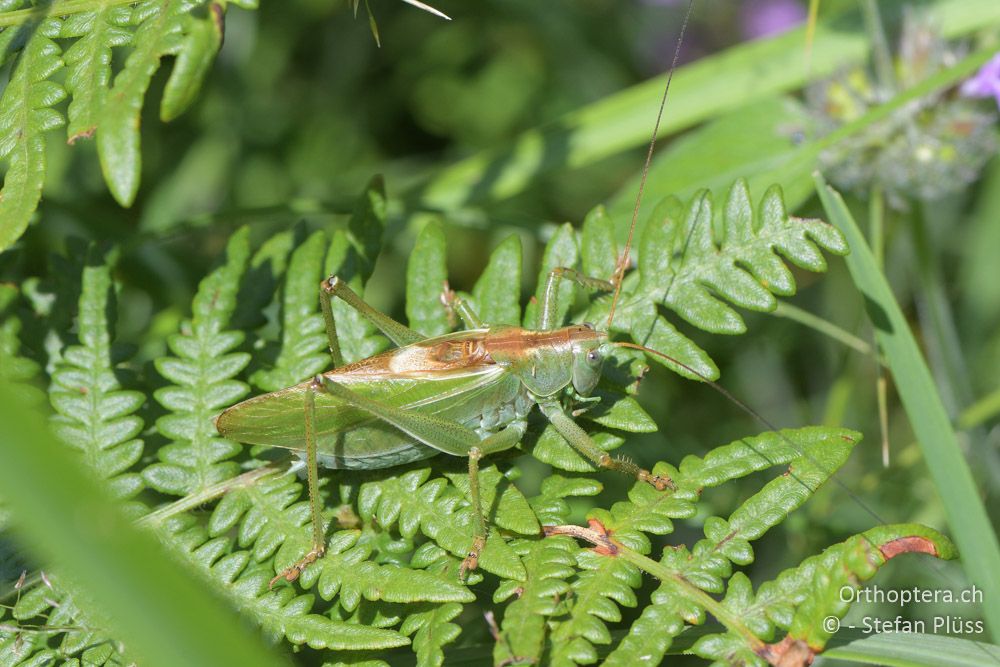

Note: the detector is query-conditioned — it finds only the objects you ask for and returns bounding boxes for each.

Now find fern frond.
[691,525,957,665]
[548,554,641,665]
[399,601,463,667]
[669,427,860,590]
[544,465,696,663]
[637,180,848,335]
[0,0,256,248]
[325,176,390,364]
[590,180,848,381]
[161,514,411,651]
[4,573,125,665]
[208,467,309,563]
[97,0,214,206]
[61,6,131,142]
[470,233,522,327]
[357,467,527,580]
[405,219,450,337]
[0,18,64,250]
[601,603,684,667]
[48,255,145,502]
[250,230,331,392]
[493,536,576,665]
[143,227,251,496]
[0,284,43,403]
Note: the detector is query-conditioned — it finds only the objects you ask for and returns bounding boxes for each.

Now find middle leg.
[538,399,673,491]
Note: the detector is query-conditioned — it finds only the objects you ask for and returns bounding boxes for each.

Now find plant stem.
[959,386,1000,430]
[859,0,897,97]
[544,524,764,650]
[141,464,284,527]
[868,185,890,466]
[772,302,873,357]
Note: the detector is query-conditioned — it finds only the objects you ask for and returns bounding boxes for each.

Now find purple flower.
[961,52,1000,110]
[740,0,807,40]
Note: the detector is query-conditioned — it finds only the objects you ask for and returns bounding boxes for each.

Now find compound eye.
[586,350,600,364]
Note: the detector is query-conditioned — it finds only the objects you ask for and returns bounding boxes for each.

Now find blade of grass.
[0,381,291,667]
[412,0,1000,214]
[824,628,1000,666]
[815,174,1000,640]
[607,41,998,236]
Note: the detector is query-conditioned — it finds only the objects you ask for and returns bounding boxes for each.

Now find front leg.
[538,267,615,330]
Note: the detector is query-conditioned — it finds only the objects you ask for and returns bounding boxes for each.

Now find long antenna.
[613,342,889,526]
[606,0,695,330]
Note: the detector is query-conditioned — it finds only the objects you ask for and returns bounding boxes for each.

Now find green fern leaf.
[548,554,641,666]
[638,180,848,335]
[493,536,576,665]
[406,219,450,337]
[251,230,331,392]
[399,601,464,667]
[49,255,145,502]
[0,20,64,251]
[61,7,131,141]
[528,475,603,525]
[159,5,223,121]
[601,603,685,667]
[444,465,540,535]
[293,530,475,609]
[0,1,253,247]
[5,573,125,665]
[0,285,43,403]
[208,468,308,561]
[162,514,411,651]
[144,227,251,495]
[326,177,390,364]
[470,233,522,326]
[532,426,623,473]
[357,468,527,580]
[96,0,191,206]
[580,204,617,281]
[692,525,956,664]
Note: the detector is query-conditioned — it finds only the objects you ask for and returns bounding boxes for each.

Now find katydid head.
[569,322,608,396]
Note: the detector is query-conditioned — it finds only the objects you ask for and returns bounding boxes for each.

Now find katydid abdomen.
[216,337,529,470]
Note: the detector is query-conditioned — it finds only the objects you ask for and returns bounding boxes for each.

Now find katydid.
[216,1,699,585]
[215,269,673,584]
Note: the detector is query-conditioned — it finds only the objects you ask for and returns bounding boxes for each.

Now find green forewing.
[216,364,517,470]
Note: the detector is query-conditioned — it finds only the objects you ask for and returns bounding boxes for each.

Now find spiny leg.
[538,400,673,490]
[539,267,615,330]
[313,374,525,576]
[459,423,526,576]
[320,276,426,367]
[270,377,327,587]
[462,446,486,578]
